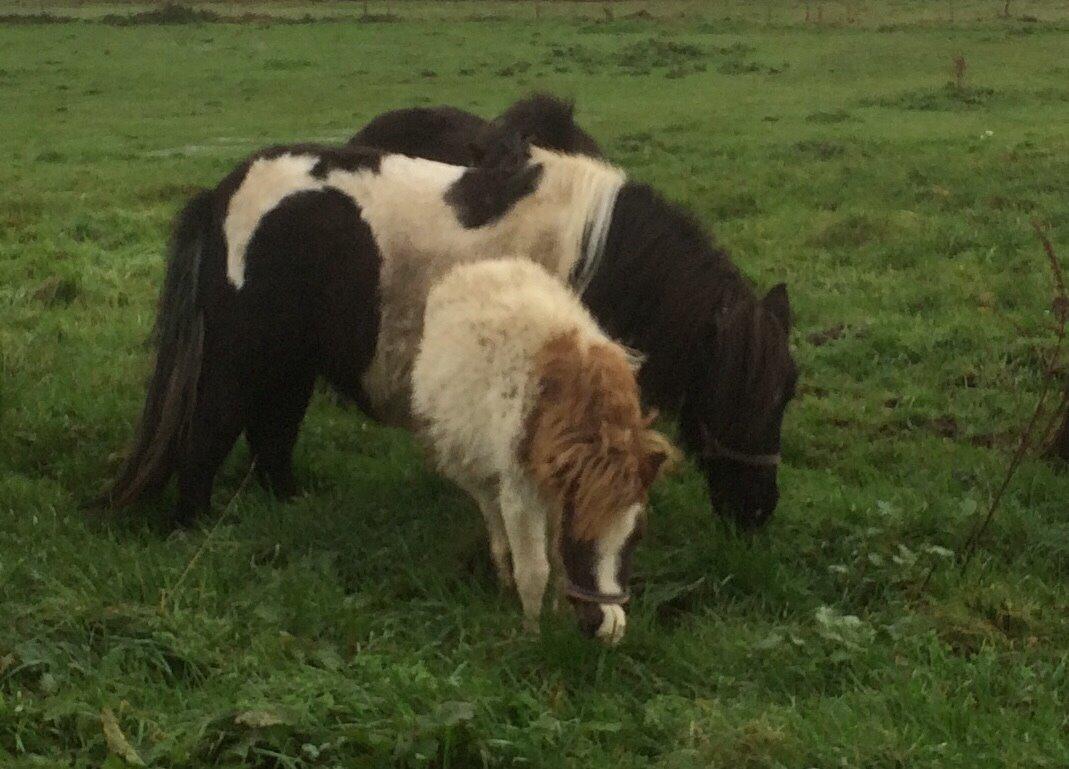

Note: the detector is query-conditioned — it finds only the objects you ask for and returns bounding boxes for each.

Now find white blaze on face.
[592,503,642,644]
[225,154,322,289]
[594,502,641,597]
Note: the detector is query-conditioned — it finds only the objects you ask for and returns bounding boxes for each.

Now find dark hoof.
[256,466,297,499]
[168,505,198,529]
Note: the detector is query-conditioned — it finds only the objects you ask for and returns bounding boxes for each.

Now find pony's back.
[413,258,603,480]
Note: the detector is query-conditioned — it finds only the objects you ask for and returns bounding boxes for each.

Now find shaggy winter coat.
[413,258,672,643]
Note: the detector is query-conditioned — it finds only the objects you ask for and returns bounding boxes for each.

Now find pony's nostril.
[572,601,604,638]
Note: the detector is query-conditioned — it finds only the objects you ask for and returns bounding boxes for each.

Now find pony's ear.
[640,430,681,487]
[763,283,792,332]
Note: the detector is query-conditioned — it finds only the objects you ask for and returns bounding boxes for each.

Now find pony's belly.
[360,348,414,428]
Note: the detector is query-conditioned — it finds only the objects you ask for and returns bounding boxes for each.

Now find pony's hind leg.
[499,474,550,631]
[460,480,513,590]
[243,355,317,499]
[174,356,244,526]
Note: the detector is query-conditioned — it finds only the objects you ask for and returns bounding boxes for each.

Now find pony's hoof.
[168,506,198,529]
[522,616,541,635]
[257,467,297,500]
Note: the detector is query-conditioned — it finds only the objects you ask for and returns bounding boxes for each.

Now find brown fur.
[523,332,676,541]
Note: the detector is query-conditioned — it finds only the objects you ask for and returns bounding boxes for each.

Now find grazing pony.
[413,259,673,642]
[349,93,601,165]
[108,140,795,533]
[355,106,798,528]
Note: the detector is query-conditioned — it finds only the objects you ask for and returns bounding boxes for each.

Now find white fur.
[595,503,642,597]
[412,259,641,641]
[412,259,606,481]
[596,605,626,646]
[569,171,622,294]
[225,154,323,289]
[589,503,641,645]
[221,147,626,426]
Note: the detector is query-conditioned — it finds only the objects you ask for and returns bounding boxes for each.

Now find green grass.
[2,2,1068,766]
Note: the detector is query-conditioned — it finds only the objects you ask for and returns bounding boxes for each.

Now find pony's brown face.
[524,332,675,642]
[686,284,796,530]
[559,503,646,645]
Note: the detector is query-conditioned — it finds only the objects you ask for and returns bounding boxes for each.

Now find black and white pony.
[108,137,795,530]
[351,95,798,528]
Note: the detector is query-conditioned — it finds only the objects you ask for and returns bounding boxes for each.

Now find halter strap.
[565,582,630,606]
[708,438,781,468]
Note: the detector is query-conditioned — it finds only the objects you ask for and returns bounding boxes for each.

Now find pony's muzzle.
[573,601,627,644]
[595,604,626,645]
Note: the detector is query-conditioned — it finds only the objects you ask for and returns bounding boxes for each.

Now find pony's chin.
[572,601,626,644]
[706,478,777,531]
[717,508,772,532]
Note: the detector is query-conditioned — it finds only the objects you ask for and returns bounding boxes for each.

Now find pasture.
[1,2,1068,766]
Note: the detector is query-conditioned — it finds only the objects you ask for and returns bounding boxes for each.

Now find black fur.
[109,149,382,524]
[477,93,601,159]
[349,93,602,166]
[106,191,213,509]
[349,105,487,164]
[444,155,543,228]
[310,146,382,178]
[585,183,797,528]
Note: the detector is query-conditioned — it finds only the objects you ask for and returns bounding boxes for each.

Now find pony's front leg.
[499,475,550,632]
[463,482,513,590]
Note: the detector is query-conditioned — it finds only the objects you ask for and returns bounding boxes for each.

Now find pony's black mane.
[584,183,753,410]
[481,93,602,158]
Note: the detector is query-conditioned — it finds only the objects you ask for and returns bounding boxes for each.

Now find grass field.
[2,2,1068,766]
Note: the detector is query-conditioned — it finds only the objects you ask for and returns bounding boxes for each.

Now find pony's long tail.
[105,191,214,509]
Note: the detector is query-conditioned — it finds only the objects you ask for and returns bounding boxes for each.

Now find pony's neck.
[582,182,753,411]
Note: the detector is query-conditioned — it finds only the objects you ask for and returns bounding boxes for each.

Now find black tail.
[106,191,214,509]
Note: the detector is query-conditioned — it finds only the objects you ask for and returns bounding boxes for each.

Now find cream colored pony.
[412,259,675,643]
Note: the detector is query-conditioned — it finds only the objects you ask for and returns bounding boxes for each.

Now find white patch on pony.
[594,502,642,597]
[595,604,626,645]
[378,154,467,190]
[223,146,630,426]
[225,153,322,289]
[570,176,622,294]
[352,148,625,425]
[526,147,626,291]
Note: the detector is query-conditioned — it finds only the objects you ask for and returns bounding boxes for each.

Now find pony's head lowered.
[682,284,796,530]
[524,332,675,644]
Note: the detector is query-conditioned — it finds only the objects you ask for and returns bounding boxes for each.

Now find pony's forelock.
[523,332,673,542]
